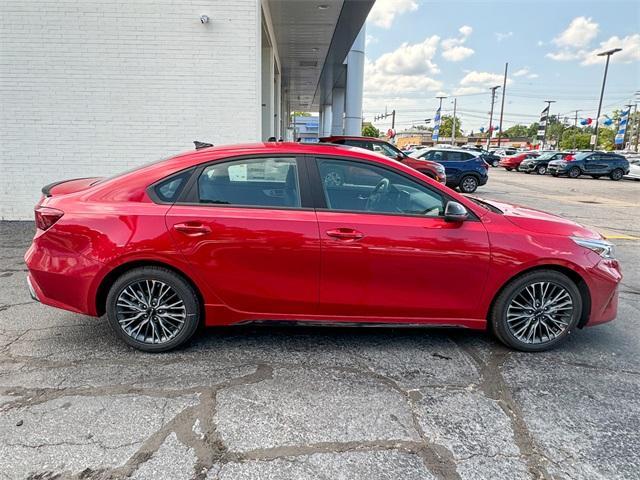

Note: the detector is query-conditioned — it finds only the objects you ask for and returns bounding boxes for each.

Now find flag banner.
[432,107,441,141]
[537,106,549,140]
[615,108,630,145]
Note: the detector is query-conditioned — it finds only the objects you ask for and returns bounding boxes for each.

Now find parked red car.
[319,136,446,184]
[25,142,621,353]
[499,151,540,171]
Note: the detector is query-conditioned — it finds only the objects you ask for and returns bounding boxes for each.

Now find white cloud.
[367,0,418,29]
[495,32,513,42]
[537,40,544,47]
[553,16,599,48]
[581,34,640,65]
[452,86,484,96]
[375,36,441,75]
[546,49,584,61]
[459,70,511,87]
[459,25,473,37]
[512,68,530,77]
[442,46,474,62]
[441,25,475,62]
[527,73,539,79]
[365,34,377,47]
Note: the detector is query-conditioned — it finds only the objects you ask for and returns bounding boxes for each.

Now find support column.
[318,110,324,137]
[331,88,345,135]
[344,26,365,136]
[322,104,332,138]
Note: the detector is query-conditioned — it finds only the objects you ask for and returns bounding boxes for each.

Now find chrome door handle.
[173,222,212,236]
[326,228,364,241]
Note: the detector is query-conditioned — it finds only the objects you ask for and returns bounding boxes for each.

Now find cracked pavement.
[1,170,639,479]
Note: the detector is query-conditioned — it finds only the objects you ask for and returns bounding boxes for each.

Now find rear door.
[584,154,608,174]
[166,155,320,316]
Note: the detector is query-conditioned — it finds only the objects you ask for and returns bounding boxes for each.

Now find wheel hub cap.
[115,280,186,344]
[506,281,573,344]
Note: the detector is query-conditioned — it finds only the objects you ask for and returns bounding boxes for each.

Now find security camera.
[200,15,209,24]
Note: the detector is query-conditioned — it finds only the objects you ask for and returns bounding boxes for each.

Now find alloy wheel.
[506,281,573,345]
[460,176,478,193]
[115,280,186,344]
[537,166,546,175]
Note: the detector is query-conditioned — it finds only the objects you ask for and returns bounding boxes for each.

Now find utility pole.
[541,100,555,150]
[593,47,622,150]
[451,98,457,146]
[435,96,446,111]
[374,108,396,139]
[573,110,580,150]
[486,86,501,150]
[497,62,508,148]
[634,93,640,152]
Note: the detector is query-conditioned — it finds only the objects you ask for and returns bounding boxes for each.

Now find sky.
[363,0,640,134]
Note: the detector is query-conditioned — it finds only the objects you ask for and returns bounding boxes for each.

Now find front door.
[312,157,491,322]
[166,156,320,316]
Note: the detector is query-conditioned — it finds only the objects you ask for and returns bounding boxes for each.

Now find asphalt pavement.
[0,169,638,480]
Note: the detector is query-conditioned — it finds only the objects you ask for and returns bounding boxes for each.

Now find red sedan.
[25,142,621,352]
[499,151,540,171]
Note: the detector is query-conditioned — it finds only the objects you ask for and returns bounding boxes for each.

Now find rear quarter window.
[151,169,193,203]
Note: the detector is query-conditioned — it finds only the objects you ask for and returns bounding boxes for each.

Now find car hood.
[475,198,601,239]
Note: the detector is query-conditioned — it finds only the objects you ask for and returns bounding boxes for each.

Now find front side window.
[198,157,300,208]
[317,158,444,217]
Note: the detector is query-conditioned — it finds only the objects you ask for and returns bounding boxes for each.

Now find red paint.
[499,152,539,169]
[25,142,621,330]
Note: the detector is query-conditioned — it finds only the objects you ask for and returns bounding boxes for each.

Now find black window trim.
[305,154,480,221]
[174,153,315,211]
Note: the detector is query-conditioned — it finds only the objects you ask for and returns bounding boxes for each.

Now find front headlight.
[571,237,615,258]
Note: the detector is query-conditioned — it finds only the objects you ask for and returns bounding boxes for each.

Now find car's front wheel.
[536,165,547,175]
[491,270,582,352]
[106,266,200,352]
[458,175,479,193]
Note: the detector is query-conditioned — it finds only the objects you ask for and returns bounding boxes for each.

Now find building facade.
[0,0,372,220]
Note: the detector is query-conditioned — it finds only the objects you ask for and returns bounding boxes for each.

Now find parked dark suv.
[413,148,489,193]
[519,151,571,175]
[548,152,630,180]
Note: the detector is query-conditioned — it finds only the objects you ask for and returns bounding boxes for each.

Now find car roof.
[423,147,480,155]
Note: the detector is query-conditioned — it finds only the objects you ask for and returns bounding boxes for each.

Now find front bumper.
[584,258,623,327]
[519,162,537,172]
[547,163,569,175]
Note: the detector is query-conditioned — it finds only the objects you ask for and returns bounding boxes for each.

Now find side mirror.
[444,201,468,222]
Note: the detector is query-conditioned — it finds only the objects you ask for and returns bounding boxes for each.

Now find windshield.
[536,152,557,160]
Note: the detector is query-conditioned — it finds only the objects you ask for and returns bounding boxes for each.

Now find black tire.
[525,171,531,174]
[106,266,200,352]
[568,166,581,178]
[492,160,499,167]
[458,175,479,193]
[536,165,547,175]
[515,166,520,172]
[505,167,513,172]
[491,270,582,352]
[609,168,624,181]
[552,172,559,177]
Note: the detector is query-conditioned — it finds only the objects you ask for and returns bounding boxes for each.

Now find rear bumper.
[25,239,103,316]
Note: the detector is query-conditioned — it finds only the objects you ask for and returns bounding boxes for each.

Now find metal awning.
[266,0,373,110]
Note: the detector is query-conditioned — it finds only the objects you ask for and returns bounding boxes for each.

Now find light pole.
[592,47,622,151]
[451,98,457,146]
[486,86,501,150]
[541,100,555,150]
[497,62,508,148]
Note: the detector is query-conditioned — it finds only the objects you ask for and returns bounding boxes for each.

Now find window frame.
[305,155,479,221]
[171,154,314,211]
[147,167,196,205]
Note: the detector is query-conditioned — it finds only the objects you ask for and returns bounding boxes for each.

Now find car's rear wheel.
[609,168,624,181]
[505,167,513,171]
[536,165,547,175]
[459,175,479,193]
[492,160,499,167]
[568,167,581,178]
[491,270,582,352]
[106,266,200,352]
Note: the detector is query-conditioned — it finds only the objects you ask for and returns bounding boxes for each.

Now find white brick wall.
[0,0,261,219]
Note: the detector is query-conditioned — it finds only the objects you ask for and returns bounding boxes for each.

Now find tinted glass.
[154,169,192,202]
[317,158,444,217]
[444,152,463,161]
[198,157,300,208]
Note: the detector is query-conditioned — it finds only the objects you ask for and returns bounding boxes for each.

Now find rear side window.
[198,157,301,208]
[444,152,463,161]
[152,169,192,203]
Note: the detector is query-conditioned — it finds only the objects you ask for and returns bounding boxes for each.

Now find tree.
[439,115,462,138]
[362,123,380,138]
[501,124,530,138]
[290,111,311,121]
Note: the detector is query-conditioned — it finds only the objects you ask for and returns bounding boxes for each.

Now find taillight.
[564,154,574,161]
[35,206,64,231]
